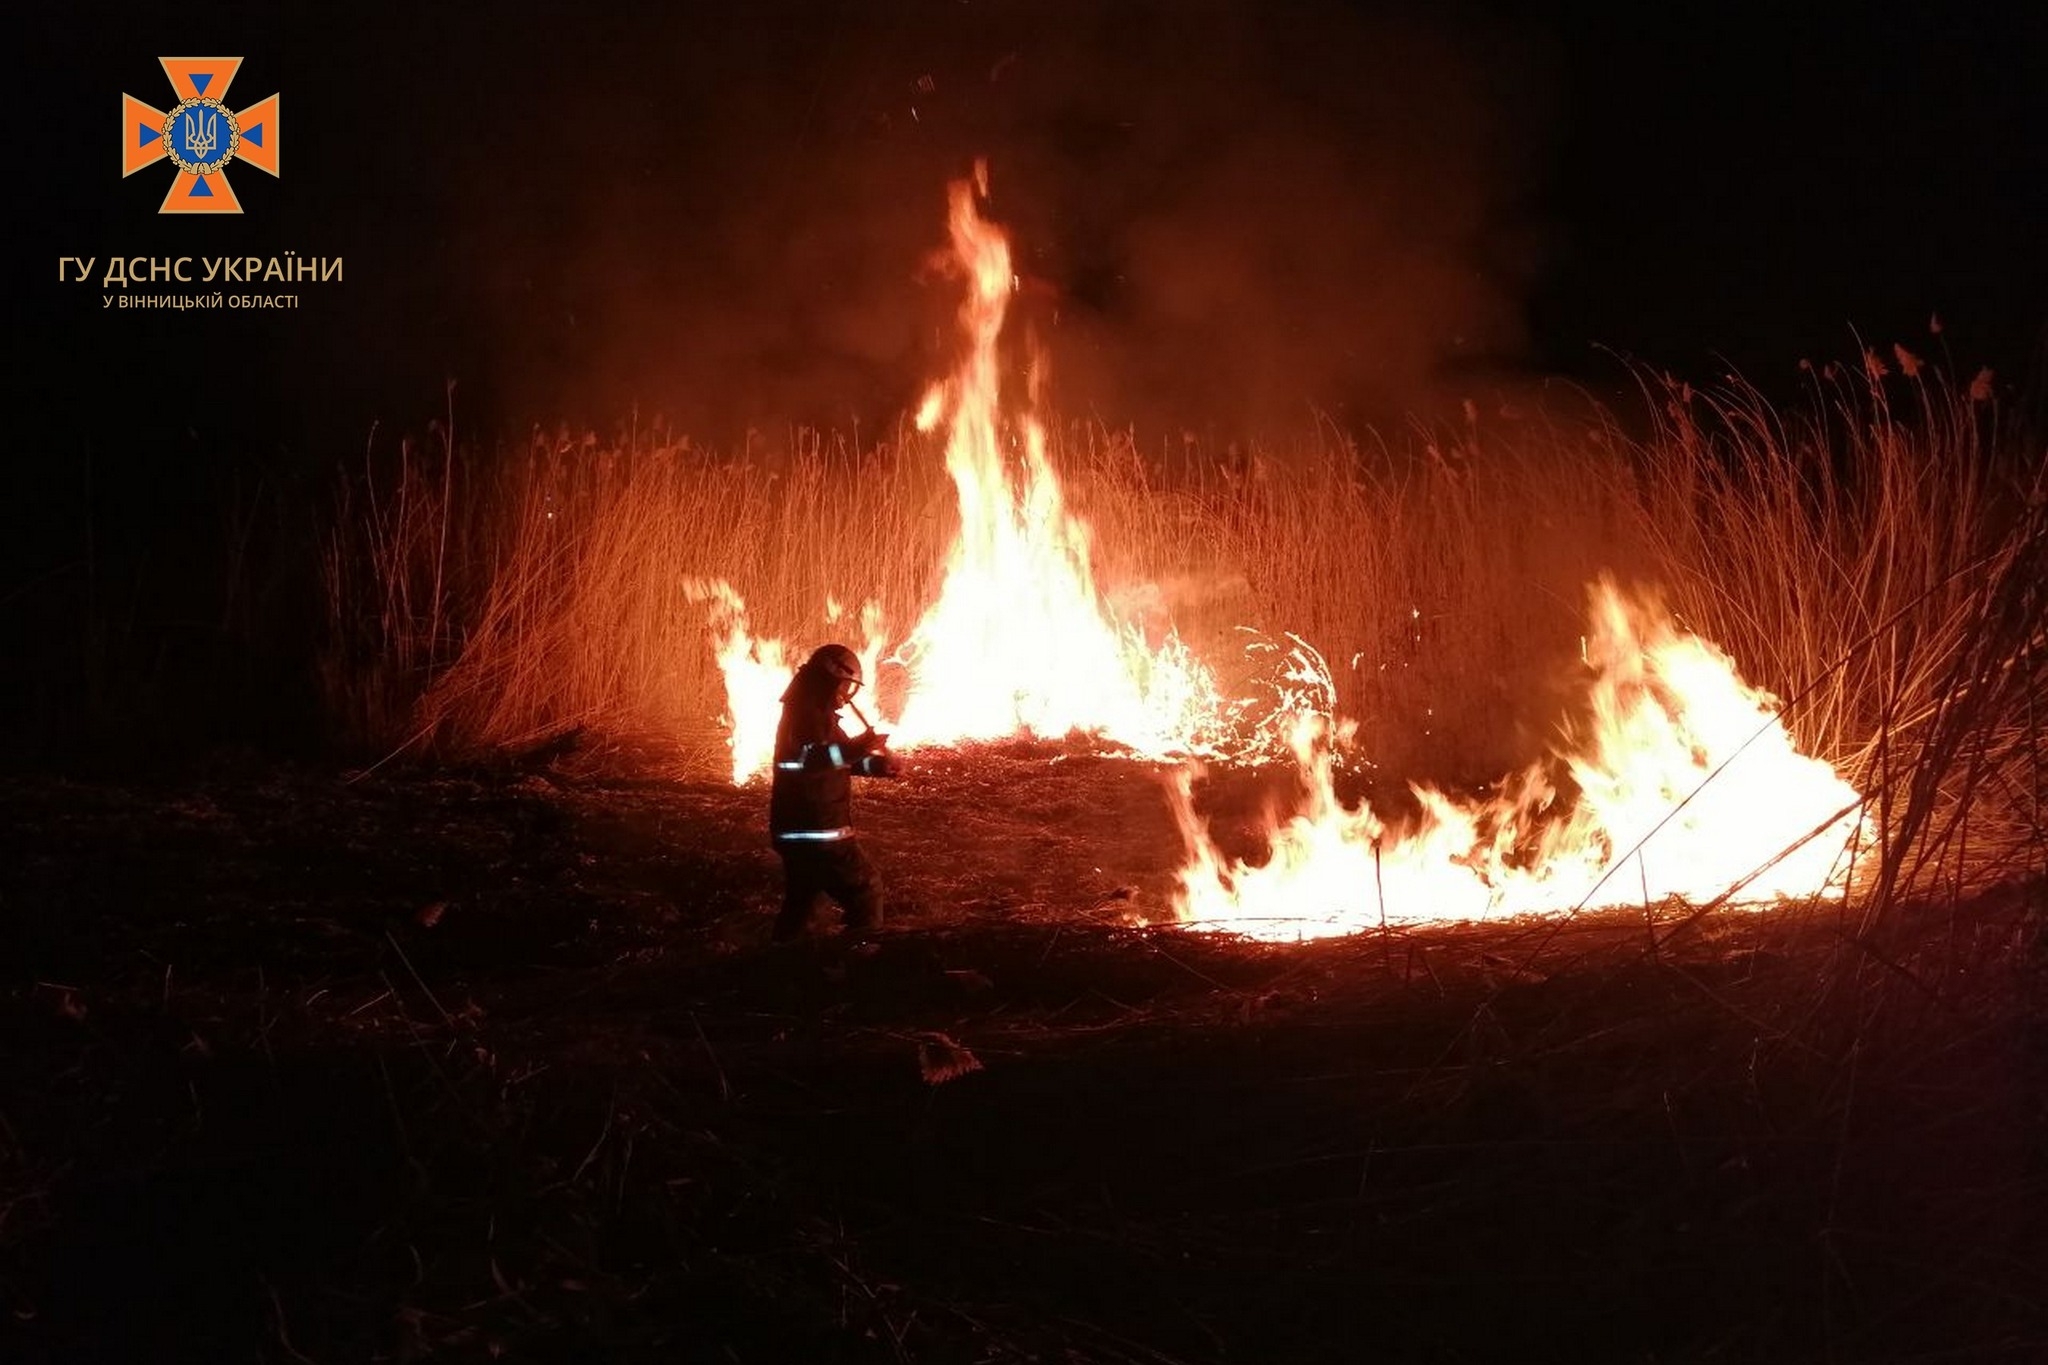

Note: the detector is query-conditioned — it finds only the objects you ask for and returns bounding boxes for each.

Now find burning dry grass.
[322,362,2045,922]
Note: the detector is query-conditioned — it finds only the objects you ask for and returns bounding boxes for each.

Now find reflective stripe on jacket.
[773,826,855,844]
[768,669,876,843]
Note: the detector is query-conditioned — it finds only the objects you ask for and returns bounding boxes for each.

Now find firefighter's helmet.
[806,643,863,690]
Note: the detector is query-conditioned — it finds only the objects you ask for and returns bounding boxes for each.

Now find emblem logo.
[123,58,279,214]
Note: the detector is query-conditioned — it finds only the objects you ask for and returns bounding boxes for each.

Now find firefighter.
[769,643,902,942]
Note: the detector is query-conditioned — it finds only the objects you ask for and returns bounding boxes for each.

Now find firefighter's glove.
[858,750,905,779]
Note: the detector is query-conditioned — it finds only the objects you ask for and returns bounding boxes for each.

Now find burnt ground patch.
[0,748,2042,1363]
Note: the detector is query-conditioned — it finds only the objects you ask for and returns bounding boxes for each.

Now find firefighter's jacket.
[768,672,889,845]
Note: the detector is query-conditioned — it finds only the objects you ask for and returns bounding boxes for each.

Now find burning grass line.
[1506,528,2030,970]
[1655,799,1870,946]
[1563,703,1866,926]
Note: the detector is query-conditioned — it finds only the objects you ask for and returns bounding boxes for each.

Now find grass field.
[2,750,2040,1362]
[322,363,2045,914]
[8,343,2041,1360]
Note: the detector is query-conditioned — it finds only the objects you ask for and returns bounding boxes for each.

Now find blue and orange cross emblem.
[122,57,279,213]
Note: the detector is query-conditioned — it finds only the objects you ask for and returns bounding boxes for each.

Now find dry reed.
[319,364,2044,902]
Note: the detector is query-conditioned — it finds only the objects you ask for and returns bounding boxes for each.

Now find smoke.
[427,1,1554,442]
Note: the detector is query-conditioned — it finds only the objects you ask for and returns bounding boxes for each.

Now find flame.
[682,578,888,783]
[888,168,1224,751]
[691,164,1228,775]
[688,168,1871,938]
[1170,581,1870,940]
[682,578,798,785]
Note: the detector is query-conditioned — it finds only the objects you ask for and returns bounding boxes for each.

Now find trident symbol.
[125,60,277,212]
[182,108,217,163]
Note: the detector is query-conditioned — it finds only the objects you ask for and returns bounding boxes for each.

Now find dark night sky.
[13,0,2048,467]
